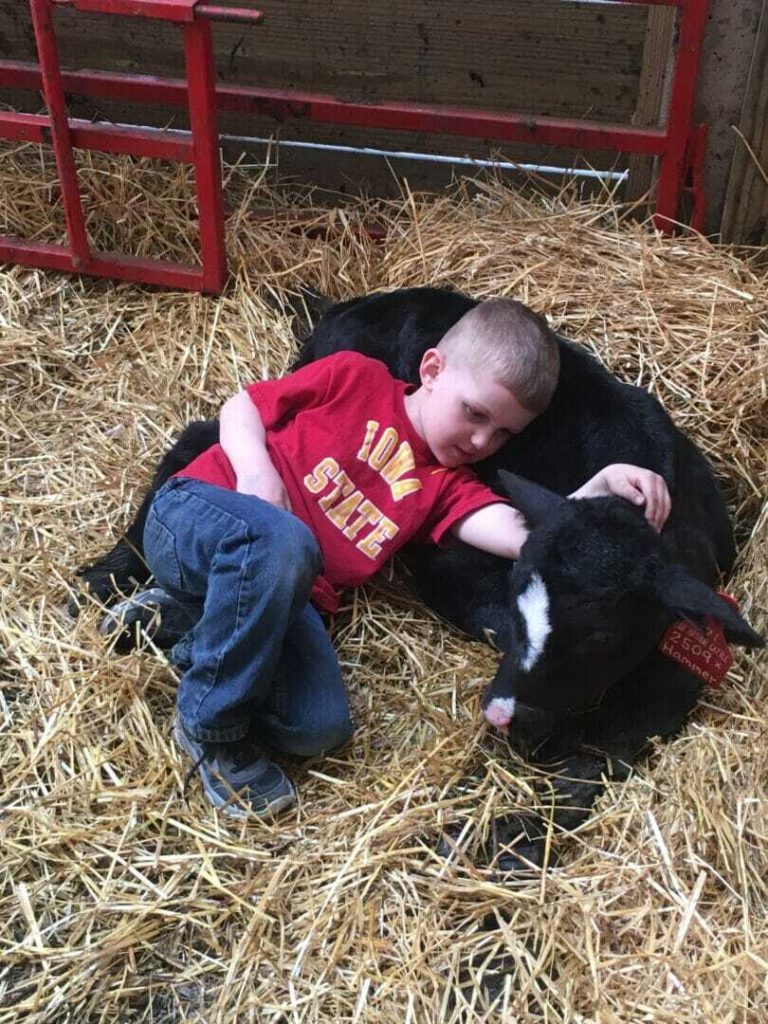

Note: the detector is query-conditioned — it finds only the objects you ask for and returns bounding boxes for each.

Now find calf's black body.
[78,287,761,868]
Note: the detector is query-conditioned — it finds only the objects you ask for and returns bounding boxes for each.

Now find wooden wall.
[0,0,766,241]
[696,0,766,242]
[718,2,768,246]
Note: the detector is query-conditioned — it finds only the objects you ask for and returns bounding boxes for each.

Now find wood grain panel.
[1,1,647,120]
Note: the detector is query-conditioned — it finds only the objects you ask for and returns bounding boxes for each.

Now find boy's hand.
[237,458,292,511]
[572,464,671,532]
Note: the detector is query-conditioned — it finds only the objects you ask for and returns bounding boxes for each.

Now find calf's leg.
[71,420,219,613]
[480,654,705,873]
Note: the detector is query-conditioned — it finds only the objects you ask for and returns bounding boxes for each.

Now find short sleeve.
[421,469,505,546]
[246,354,339,430]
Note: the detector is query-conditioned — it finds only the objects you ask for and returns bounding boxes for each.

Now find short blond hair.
[437,298,560,415]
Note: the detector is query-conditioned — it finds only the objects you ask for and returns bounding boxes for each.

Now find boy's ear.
[419,348,445,389]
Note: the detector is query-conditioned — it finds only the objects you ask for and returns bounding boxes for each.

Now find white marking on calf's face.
[518,571,551,672]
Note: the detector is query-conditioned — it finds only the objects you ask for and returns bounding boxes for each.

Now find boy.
[126,299,670,818]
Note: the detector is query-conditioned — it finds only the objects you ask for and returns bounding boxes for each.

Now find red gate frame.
[0,0,709,294]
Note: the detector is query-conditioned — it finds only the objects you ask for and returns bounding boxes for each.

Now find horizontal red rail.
[194,4,263,23]
[0,235,203,288]
[0,109,194,160]
[50,0,263,22]
[52,0,198,21]
[0,61,669,156]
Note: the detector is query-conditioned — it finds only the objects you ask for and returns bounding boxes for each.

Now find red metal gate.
[0,0,709,294]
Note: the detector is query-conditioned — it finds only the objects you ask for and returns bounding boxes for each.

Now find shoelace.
[227,738,261,773]
[182,740,257,803]
[182,751,207,803]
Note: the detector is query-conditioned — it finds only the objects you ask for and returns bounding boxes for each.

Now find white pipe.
[98,119,628,184]
[219,132,629,183]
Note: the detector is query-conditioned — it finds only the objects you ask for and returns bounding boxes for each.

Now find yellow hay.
[0,145,766,1023]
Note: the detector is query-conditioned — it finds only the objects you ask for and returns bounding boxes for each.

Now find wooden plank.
[720,3,768,245]
[625,5,675,208]
[1,1,647,120]
[694,0,764,238]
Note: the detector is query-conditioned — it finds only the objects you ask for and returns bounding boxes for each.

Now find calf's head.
[483,472,763,757]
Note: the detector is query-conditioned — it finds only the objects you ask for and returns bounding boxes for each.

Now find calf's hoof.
[437,813,552,874]
[67,571,118,617]
[68,562,142,617]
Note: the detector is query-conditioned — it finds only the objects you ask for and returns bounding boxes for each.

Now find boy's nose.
[471,427,494,451]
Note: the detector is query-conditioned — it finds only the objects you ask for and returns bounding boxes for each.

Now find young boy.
[130,299,670,818]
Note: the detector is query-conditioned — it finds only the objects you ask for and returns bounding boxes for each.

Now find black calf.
[77,287,762,869]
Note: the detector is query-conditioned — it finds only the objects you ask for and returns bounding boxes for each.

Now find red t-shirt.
[176,352,501,613]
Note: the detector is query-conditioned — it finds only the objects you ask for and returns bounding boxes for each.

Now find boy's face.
[414,348,537,468]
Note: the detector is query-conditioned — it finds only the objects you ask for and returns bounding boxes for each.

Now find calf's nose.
[484,696,516,733]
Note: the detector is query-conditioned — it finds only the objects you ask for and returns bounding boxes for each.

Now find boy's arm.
[452,463,671,560]
[219,389,291,510]
[451,503,530,559]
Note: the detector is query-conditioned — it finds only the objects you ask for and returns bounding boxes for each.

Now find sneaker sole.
[99,589,193,652]
[172,717,295,819]
[98,588,168,635]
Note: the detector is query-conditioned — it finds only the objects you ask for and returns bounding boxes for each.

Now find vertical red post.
[29,0,91,267]
[183,15,227,293]
[654,0,709,233]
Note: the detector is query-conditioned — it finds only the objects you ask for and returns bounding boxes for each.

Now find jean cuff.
[179,714,249,744]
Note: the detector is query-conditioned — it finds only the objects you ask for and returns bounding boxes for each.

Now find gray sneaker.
[99,587,196,653]
[172,715,296,819]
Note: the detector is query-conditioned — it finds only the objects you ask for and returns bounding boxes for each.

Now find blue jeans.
[143,477,353,755]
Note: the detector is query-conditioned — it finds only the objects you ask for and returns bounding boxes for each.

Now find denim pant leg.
[257,602,354,757]
[143,478,323,743]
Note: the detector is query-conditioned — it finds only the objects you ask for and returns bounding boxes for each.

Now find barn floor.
[1,147,766,1024]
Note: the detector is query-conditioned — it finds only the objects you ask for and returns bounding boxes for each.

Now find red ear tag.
[658,592,738,688]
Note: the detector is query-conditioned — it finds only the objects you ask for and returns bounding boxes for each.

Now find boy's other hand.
[572,464,671,532]
[237,460,292,511]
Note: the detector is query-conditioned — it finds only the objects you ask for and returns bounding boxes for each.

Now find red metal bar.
[0,61,670,157]
[0,235,203,288]
[28,0,91,268]
[0,109,194,160]
[58,0,198,22]
[183,17,226,293]
[52,0,263,22]
[654,0,708,231]
[195,4,263,24]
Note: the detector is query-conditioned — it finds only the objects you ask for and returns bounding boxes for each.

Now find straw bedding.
[0,147,766,1023]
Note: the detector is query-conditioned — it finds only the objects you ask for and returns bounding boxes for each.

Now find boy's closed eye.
[463,402,485,422]
[463,403,512,442]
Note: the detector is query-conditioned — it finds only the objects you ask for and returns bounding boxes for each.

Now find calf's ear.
[654,565,764,648]
[496,470,567,527]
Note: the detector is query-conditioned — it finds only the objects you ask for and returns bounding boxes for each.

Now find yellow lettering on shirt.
[319,469,355,512]
[368,426,398,470]
[356,420,379,462]
[380,442,421,500]
[355,422,422,502]
[327,490,364,528]
[303,428,420,564]
[342,499,381,540]
[356,516,399,559]
[304,457,339,493]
